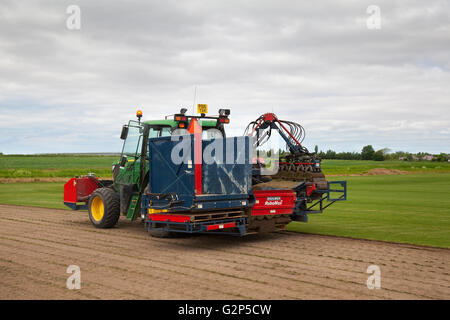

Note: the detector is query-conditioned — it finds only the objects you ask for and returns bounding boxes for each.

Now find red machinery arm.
[247,113,307,155]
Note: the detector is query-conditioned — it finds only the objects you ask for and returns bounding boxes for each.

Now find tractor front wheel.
[88,188,120,228]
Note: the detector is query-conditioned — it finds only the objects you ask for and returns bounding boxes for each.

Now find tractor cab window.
[149,125,172,138]
[171,127,223,140]
[202,128,223,140]
[171,127,224,140]
[122,121,143,157]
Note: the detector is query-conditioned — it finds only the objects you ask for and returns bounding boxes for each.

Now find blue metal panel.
[202,136,252,195]
[192,199,248,211]
[148,135,195,209]
[148,134,252,212]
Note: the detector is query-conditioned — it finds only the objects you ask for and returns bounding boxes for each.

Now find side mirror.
[120,156,127,167]
[120,125,129,140]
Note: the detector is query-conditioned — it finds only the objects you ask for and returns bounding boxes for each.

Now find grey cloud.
[0,0,449,154]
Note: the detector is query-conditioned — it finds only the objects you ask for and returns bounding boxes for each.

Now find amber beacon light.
[136,110,143,122]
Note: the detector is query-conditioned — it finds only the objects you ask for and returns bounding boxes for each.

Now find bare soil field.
[326,168,408,177]
[0,204,448,300]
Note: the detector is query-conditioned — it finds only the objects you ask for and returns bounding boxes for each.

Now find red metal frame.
[148,214,237,231]
[63,177,98,203]
[273,116,303,148]
[250,118,264,136]
[306,183,316,196]
[148,213,191,223]
[206,222,236,231]
[279,162,314,165]
[251,189,296,216]
[249,113,303,149]
[188,118,203,195]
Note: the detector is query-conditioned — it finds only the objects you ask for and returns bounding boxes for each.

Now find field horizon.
[2,154,450,179]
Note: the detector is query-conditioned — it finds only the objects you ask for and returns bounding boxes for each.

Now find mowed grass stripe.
[0,155,116,178]
[287,173,450,248]
[0,182,66,209]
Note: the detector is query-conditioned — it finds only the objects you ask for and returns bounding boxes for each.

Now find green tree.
[325,149,337,159]
[436,153,449,162]
[373,150,385,161]
[361,145,375,160]
[314,145,319,154]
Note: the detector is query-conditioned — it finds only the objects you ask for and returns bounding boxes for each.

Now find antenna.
[193,86,197,114]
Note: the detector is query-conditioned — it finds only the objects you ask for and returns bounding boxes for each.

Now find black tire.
[88,187,120,228]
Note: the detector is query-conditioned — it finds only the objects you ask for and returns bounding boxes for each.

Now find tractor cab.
[114,109,230,179]
[110,108,231,220]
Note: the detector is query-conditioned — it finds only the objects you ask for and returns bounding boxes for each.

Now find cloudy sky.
[0,0,449,154]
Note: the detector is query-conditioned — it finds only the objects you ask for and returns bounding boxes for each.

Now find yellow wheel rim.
[91,196,104,222]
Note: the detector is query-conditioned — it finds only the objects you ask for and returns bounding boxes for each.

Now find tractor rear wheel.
[88,187,120,228]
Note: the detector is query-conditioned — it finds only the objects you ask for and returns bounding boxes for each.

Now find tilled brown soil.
[0,204,449,300]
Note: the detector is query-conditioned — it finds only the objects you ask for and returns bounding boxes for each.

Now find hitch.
[291,180,347,222]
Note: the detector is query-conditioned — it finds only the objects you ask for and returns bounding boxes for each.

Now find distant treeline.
[312,145,449,162]
[0,153,120,157]
[1,149,448,162]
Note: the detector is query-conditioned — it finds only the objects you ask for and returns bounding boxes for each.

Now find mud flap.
[120,184,135,214]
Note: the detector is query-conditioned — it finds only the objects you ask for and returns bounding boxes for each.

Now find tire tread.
[88,187,120,228]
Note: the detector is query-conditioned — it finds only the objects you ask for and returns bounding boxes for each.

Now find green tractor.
[64,108,231,228]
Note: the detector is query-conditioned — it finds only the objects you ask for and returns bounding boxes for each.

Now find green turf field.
[0,182,67,209]
[287,173,450,248]
[0,155,117,178]
[1,155,450,178]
